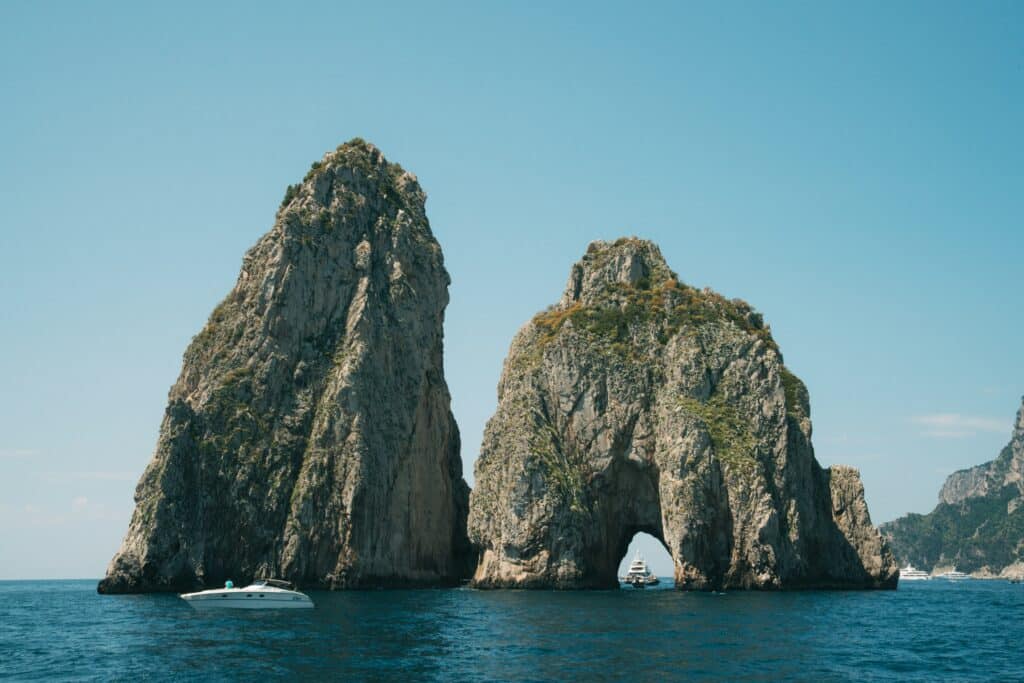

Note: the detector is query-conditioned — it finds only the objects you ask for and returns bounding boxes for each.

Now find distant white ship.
[180,578,314,608]
[620,551,660,588]
[935,569,971,580]
[899,564,931,581]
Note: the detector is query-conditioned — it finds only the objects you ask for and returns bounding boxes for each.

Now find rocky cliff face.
[99,140,472,593]
[938,403,1024,506]
[467,239,897,590]
[939,466,996,506]
[881,397,1024,575]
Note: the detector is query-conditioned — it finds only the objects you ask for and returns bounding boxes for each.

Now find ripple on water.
[0,579,1022,681]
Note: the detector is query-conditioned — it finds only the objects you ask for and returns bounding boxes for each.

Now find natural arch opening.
[618,531,674,588]
[573,455,672,589]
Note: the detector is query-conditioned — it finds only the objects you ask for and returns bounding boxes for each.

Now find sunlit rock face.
[99,140,472,593]
[468,238,897,590]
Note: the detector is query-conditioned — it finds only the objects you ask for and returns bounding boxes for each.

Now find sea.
[1,579,1022,681]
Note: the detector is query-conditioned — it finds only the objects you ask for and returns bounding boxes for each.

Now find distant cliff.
[880,397,1024,577]
[99,140,472,593]
[467,238,897,590]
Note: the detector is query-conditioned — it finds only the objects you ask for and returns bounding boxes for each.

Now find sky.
[1,1,1021,580]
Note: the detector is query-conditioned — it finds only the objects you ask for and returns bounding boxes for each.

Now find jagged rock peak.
[469,237,896,591]
[552,237,772,356]
[278,138,425,219]
[560,238,675,306]
[99,139,471,594]
[938,396,1024,506]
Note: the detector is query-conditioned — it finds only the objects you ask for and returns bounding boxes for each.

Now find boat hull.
[180,590,314,609]
[898,565,931,582]
[622,576,660,588]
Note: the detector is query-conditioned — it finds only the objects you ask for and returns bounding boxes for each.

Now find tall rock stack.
[468,238,897,590]
[99,140,471,593]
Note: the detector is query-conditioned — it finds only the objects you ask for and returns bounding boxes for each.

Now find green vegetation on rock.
[884,397,1024,573]
[677,394,758,472]
[532,276,778,357]
[881,397,1024,575]
[280,184,300,209]
[882,486,1024,572]
[528,412,589,518]
[780,367,809,419]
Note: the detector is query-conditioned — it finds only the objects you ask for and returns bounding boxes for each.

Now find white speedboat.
[620,551,660,588]
[899,564,931,581]
[180,579,314,609]
[936,569,971,580]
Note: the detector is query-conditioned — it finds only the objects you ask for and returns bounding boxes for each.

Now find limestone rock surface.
[938,403,1024,506]
[468,238,897,590]
[99,140,471,593]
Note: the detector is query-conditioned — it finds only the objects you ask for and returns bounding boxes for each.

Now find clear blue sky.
[1,1,1021,579]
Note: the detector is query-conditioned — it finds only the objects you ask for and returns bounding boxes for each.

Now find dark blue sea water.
[1,579,1022,681]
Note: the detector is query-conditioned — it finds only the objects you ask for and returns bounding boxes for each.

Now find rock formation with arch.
[468,238,897,590]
